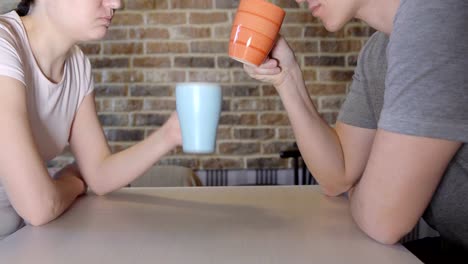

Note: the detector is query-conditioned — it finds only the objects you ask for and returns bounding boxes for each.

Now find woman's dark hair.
[16,0,34,17]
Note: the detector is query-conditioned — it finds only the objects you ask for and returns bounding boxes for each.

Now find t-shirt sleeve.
[72,46,94,96]
[379,0,468,142]
[0,29,25,85]
[84,56,95,96]
[337,34,379,129]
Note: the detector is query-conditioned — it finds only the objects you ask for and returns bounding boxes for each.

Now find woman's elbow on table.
[87,182,110,196]
[320,182,353,197]
[85,178,115,196]
[22,199,61,227]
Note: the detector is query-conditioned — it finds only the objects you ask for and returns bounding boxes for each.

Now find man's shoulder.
[360,31,389,64]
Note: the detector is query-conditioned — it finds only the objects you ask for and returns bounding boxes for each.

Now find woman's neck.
[20,11,75,83]
[355,0,400,35]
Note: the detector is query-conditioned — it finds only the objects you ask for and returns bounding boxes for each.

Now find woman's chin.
[86,29,108,41]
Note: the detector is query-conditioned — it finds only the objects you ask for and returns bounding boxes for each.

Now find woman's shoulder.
[0,11,23,37]
[0,11,27,52]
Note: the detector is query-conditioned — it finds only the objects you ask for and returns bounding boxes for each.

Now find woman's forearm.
[29,173,84,226]
[86,124,176,195]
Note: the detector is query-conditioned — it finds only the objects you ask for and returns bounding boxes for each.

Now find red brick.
[283,11,318,23]
[188,71,230,83]
[103,43,143,55]
[129,28,170,39]
[79,43,101,55]
[260,113,290,126]
[201,158,243,169]
[102,71,144,83]
[190,12,228,24]
[214,0,239,9]
[90,58,130,69]
[278,127,295,139]
[246,157,288,169]
[170,27,211,39]
[101,99,144,112]
[124,0,156,9]
[279,26,303,38]
[213,25,232,38]
[142,99,176,110]
[217,127,232,140]
[147,42,189,53]
[219,114,257,125]
[302,69,317,81]
[147,12,186,24]
[277,0,300,8]
[233,128,275,140]
[95,84,128,97]
[306,83,347,95]
[158,157,200,168]
[222,85,260,97]
[231,98,279,111]
[304,26,344,38]
[129,85,172,97]
[172,0,212,9]
[345,24,374,37]
[174,57,215,68]
[261,85,278,96]
[98,113,129,127]
[133,113,170,126]
[320,40,362,53]
[92,71,102,83]
[133,57,171,68]
[289,40,318,53]
[191,41,227,53]
[219,142,260,155]
[304,56,345,67]
[104,28,128,41]
[144,70,186,83]
[263,141,297,154]
[319,70,354,82]
[112,13,144,26]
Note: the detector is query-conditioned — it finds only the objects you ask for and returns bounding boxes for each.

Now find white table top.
[0,186,421,264]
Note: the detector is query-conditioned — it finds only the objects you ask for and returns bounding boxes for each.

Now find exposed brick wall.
[1,1,372,170]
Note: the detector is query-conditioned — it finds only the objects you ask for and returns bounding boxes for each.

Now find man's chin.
[323,20,346,33]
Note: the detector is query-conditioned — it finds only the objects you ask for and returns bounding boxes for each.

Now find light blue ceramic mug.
[176,83,222,154]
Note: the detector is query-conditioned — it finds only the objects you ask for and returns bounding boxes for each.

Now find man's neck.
[356,0,400,35]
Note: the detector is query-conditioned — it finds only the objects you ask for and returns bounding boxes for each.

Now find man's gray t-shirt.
[338,0,468,249]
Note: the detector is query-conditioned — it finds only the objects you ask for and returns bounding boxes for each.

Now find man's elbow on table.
[351,210,413,245]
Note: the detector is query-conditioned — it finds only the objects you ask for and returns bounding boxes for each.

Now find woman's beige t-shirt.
[0,11,94,238]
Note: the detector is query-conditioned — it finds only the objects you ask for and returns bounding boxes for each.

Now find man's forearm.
[276,67,350,195]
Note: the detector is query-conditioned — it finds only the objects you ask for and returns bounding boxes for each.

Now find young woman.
[0,0,182,239]
[244,0,468,260]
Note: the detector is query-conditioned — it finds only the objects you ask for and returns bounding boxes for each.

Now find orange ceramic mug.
[229,0,285,66]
